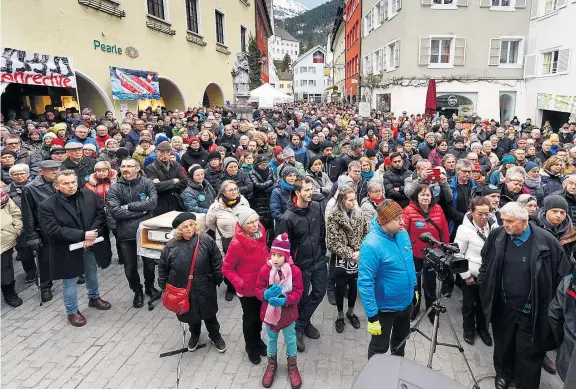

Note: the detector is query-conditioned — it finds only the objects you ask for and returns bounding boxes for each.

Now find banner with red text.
[0,47,77,88]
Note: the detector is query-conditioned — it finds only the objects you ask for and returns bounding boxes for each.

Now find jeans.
[333,266,357,312]
[414,258,437,309]
[62,251,99,314]
[118,240,155,292]
[461,280,486,331]
[189,316,221,340]
[266,322,297,357]
[368,304,412,359]
[239,296,263,350]
[1,249,14,286]
[296,260,327,333]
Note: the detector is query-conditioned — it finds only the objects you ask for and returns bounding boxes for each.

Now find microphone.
[419,232,460,253]
[419,232,437,245]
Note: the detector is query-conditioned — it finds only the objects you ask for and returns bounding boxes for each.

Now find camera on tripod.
[419,232,468,281]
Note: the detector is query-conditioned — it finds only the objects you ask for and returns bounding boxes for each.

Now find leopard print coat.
[326,206,369,260]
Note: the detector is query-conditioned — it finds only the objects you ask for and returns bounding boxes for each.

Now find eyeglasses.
[226,188,239,193]
[459,170,472,174]
[5,142,19,146]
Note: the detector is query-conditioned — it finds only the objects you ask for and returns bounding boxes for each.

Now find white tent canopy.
[249,83,293,107]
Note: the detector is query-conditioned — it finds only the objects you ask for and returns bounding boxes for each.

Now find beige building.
[1,0,256,117]
[278,72,293,95]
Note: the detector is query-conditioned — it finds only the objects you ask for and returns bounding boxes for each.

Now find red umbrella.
[425,78,437,116]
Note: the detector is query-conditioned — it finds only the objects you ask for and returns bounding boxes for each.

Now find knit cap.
[273,146,283,157]
[281,165,299,180]
[336,174,353,190]
[473,162,482,172]
[501,155,516,165]
[270,233,292,261]
[223,157,238,170]
[105,138,117,148]
[188,164,203,178]
[83,143,97,151]
[235,207,258,226]
[282,147,295,158]
[320,140,333,152]
[543,194,569,213]
[207,151,221,162]
[377,200,403,225]
[350,137,364,150]
[523,161,538,173]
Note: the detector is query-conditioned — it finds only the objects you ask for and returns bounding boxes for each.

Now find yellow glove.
[367,320,382,336]
[414,290,420,305]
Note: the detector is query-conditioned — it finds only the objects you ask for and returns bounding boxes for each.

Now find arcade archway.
[159,76,186,111]
[202,83,224,107]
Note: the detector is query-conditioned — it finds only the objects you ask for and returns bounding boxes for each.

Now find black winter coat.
[548,273,576,382]
[553,190,576,226]
[181,147,209,171]
[276,200,327,269]
[145,159,187,216]
[107,175,158,241]
[21,175,56,242]
[61,157,97,188]
[205,166,223,192]
[478,223,572,353]
[216,134,240,151]
[542,170,565,197]
[321,155,342,183]
[38,190,108,279]
[158,234,223,324]
[248,167,276,227]
[383,167,412,208]
[223,170,253,200]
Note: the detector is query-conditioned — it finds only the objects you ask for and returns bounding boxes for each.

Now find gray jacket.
[404,171,453,203]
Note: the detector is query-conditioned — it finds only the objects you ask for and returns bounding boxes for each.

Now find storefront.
[535,92,576,129]
[436,93,477,119]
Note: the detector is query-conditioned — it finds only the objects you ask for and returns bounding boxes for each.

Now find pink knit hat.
[270,233,292,261]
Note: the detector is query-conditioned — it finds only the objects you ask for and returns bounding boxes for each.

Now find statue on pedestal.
[231,53,252,118]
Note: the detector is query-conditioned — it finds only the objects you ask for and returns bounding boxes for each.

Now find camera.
[419,233,469,280]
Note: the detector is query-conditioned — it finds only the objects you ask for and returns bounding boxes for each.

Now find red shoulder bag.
[162,234,201,315]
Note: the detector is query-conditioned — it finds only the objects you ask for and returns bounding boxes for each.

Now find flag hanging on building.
[109,66,160,100]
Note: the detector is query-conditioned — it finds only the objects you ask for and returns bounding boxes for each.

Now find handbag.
[331,253,358,274]
[162,234,201,315]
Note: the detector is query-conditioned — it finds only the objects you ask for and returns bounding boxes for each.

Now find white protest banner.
[358,102,370,118]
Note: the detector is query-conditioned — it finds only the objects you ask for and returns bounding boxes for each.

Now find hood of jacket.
[88,169,118,186]
[534,209,576,246]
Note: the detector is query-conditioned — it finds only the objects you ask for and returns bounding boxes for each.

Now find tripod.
[392,273,480,389]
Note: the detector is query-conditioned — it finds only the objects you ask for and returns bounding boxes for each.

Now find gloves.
[414,291,420,305]
[263,284,282,300]
[268,296,287,307]
[27,239,42,252]
[367,320,382,336]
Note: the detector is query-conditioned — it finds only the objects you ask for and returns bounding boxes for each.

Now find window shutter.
[558,0,568,9]
[394,41,400,68]
[489,38,501,66]
[558,48,571,74]
[421,0,432,5]
[383,47,388,70]
[397,0,402,11]
[515,0,527,8]
[480,0,491,7]
[530,0,539,19]
[524,54,536,78]
[419,37,430,65]
[456,0,469,6]
[454,38,466,66]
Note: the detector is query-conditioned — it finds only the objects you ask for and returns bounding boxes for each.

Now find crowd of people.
[1,103,576,389]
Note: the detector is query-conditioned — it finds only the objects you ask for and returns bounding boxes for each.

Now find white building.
[524,0,576,127]
[268,28,300,62]
[330,4,346,103]
[292,46,328,102]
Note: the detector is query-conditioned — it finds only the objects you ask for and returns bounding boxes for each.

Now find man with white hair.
[478,202,572,389]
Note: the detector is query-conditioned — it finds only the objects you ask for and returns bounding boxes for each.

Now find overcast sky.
[300,0,331,8]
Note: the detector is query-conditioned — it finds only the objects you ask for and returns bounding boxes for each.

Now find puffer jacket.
[402,201,450,259]
[287,144,310,168]
[270,184,292,223]
[248,167,276,227]
[255,261,304,332]
[383,167,412,208]
[158,234,223,324]
[222,223,269,297]
[181,179,216,214]
[84,170,118,230]
[106,175,158,241]
[205,196,250,254]
[222,170,253,200]
[358,218,416,318]
[204,165,223,192]
[181,147,209,171]
[1,198,22,253]
[541,169,565,197]
[454,212,498,280]
[326,206,368,261]
[548,273,576,382]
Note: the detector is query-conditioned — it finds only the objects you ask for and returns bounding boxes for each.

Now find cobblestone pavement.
[2,257,564,389]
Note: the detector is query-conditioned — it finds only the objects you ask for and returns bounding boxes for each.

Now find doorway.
[541,109,570,131]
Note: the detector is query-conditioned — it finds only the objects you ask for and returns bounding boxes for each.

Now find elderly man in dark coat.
[61,141,97,188]
[478,201,572,389]
[145,141,187,216]
[38,169,111,327]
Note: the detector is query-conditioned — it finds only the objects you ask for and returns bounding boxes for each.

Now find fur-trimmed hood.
[87,169,118,186]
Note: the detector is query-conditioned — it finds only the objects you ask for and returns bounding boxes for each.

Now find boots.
[1,282,23,307]
[261,355,277,388]
[287,356,302,389]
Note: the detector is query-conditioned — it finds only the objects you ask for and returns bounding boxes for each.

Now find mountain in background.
[277,0,340,48]
[273,0,308,20]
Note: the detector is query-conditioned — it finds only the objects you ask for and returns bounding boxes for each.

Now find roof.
[274,28,299,42]
[292,45,327,65]
[278,71,293,81]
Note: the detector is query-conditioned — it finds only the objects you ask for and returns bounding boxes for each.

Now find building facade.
[256,0,274,84]
[268,28,300,63]
[278,72,294,96]
[525,0,576,127]
[360,0,529,122]
[345,0,361,102]
[292,46,327,102]
[330,5,346,103]
[0,0,256,118]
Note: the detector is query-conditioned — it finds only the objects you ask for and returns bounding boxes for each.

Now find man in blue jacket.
[358,199,416,359]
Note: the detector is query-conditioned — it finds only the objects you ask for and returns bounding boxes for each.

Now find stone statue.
[231,53,250,99]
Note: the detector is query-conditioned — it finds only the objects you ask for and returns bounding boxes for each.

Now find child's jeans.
[265,322,297,357]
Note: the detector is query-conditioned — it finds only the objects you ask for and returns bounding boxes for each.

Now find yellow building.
[1,0,257,117]
[278,72,293,96]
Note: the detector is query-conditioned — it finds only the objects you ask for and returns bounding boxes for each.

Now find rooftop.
[273,27,299,42]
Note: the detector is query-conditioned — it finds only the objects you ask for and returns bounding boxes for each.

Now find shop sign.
[447,95,458,106]
[109,66,160,100]
[0,47,76,88]
[537,92,576,113]
[93,41,139,58]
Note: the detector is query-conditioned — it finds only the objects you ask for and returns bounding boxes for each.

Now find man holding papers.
[38,169,111,327]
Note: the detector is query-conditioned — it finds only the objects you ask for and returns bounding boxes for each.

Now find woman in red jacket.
[402,183,450,322]
[222,207,270,365]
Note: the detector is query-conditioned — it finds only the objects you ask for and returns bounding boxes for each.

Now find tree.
[247,34,263,90]
[282,53,292,72]
[273,59,285,73]
[360,73,382,106]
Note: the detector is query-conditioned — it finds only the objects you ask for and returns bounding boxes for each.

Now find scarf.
[369,195,385,206]
[222,195,241,207]
[524,175,541,188]
[200,139,213,150]
[241,163,253,173]
[280,179,293,191]
[263,261,293,326]
[255,165,269,180]
[361,170,374,180]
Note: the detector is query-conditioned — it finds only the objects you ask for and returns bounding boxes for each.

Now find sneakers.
[463,329,475,345]
[346,313,361,329]
[477,329,493,346]
[211,336,226,353]
[335,317,345,333]
[305,323,320,339]
[25,270,37,284]
[261,355,278,388]
[246,345,261,364]
[287,356,302,389]
[296,331,306,352]
[188,333,200,351]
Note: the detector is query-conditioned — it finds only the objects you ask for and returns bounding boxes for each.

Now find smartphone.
[427,168,441,181]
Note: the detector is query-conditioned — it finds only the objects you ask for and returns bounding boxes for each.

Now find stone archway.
[75,69,114,114]
[203,83,224,107]
[159,76,186,111]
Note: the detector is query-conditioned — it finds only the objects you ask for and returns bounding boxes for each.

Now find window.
[500,39,520,64]
[241,26,247,52]
[308,67,316,73]
[215,11,225,45]
[543,50,559,74]
[545,0,559,14]
[430,38,452,64]
[300,66,307,73]
[374,2,382,26]
[300,80,307,86]
[383,0,389,20]
[492,0,511,5]
[387,40,399,69]
[148,0,165,19]
[186,0,199,33]
[433,0,453,4]
[373,49,382,73]
[280,83,284,88]
[309,80,316,87]
[364,11,373,36]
